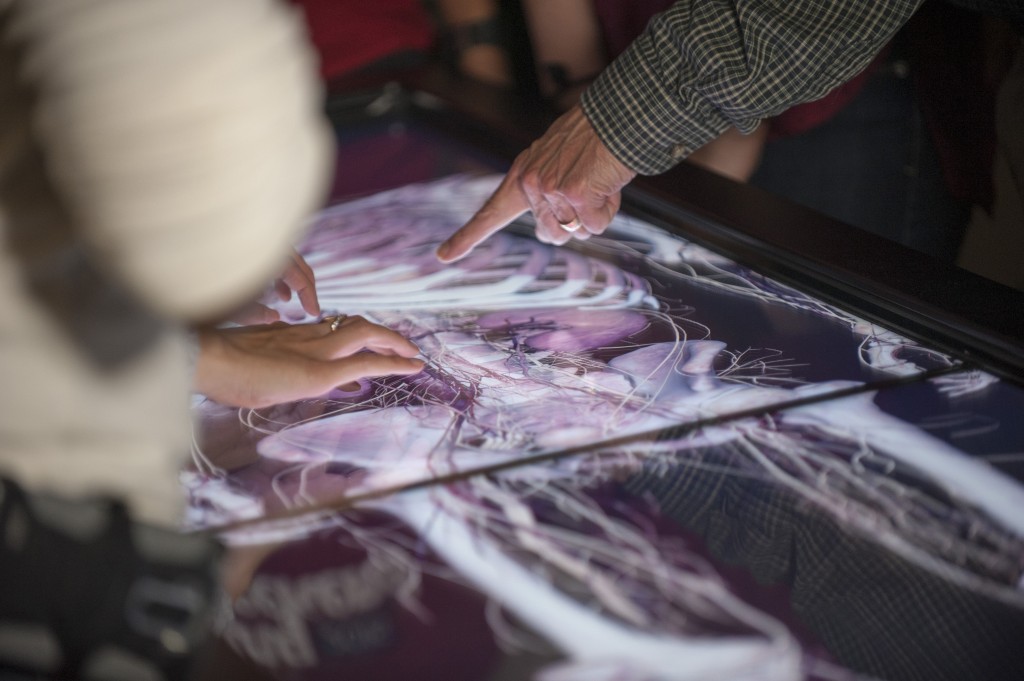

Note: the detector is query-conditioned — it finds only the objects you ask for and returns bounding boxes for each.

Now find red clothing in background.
[290,0,435,80]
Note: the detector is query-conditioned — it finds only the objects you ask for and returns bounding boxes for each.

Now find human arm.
[193,316,424,408]
[431,0,512,86]
[582,0,925,174]
[0,0,334,530]
[20,0,333,324]
[521,0,606,110]
[437,0,925,262]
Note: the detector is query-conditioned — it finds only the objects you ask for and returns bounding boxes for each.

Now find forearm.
[581,0,925,174]
[431,0,511,85]
[12,0,332,322]
[522,0,606,105]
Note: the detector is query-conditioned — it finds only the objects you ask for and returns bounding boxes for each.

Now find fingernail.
[435,242,450,261]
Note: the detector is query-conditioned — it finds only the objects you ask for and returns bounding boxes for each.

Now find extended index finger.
[436,176,529,263]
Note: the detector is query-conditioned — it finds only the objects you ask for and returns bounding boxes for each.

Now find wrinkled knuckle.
[537,172,562,196]
[563,179,589,202]
[519,168,543,192]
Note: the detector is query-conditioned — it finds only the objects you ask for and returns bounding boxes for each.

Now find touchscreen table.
[190,85,1024,681]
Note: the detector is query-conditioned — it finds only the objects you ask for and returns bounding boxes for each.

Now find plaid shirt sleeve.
[580,0,925,175]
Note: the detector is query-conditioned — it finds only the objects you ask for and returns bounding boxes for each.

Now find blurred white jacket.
[0,0,332,524]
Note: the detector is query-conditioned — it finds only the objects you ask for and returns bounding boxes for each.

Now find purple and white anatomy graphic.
[190,175,1024,681]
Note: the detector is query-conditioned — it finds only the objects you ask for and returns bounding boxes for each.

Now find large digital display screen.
[190,129,1024,681]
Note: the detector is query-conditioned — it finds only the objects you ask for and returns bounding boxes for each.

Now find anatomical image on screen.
[190,175,1024,681]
